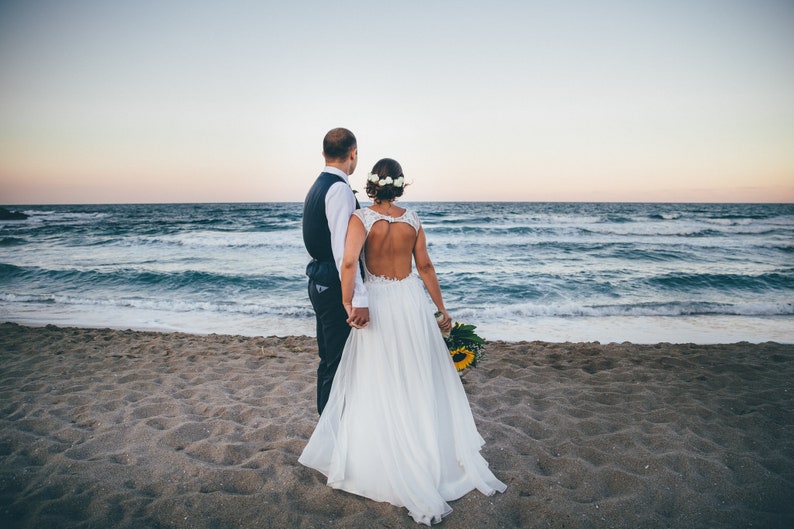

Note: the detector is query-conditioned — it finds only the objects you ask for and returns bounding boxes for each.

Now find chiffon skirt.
[298,274,506,525]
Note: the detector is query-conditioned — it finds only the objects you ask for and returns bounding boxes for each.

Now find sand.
[0,322,792,528]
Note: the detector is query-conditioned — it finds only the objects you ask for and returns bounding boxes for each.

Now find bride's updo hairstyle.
[366,158,407,203]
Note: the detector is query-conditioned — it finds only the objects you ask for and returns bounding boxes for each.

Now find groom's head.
[323,128,358,175]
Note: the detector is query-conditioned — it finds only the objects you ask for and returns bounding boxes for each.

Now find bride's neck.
[373,200,395,214]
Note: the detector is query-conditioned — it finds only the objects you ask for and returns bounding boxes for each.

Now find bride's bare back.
[362,206,416,280]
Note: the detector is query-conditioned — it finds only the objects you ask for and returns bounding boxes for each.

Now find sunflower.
[450,346,476,371]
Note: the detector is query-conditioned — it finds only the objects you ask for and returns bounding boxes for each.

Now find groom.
[303,127,369,415]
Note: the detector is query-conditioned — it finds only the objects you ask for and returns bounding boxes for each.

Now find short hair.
[323,128,357,161]
[366,158,406,202]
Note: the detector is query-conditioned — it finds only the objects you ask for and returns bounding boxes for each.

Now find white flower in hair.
[384,176,393,185]
[368,173,380,183]
[378,179,387,186]
[394,177,404,188]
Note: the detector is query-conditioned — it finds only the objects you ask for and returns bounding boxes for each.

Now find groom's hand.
[347,307,370,329]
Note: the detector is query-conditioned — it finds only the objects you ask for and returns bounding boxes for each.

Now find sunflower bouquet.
[435,312,487,372]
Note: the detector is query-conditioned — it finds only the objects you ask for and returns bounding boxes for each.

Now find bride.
[298,158,506,525]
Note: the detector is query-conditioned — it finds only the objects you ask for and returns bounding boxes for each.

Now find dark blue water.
[1,202,792,342]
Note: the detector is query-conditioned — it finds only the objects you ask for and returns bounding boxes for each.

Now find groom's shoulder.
[314,172,346,185]
[306,172,345,203]
[310,172,336,188]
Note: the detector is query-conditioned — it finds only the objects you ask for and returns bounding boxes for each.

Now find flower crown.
[367,173,405,188]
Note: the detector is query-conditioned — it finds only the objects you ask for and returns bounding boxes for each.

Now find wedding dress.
[299,208,506,525]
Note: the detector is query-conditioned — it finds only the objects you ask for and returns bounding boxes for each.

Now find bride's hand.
[436,310,452,334]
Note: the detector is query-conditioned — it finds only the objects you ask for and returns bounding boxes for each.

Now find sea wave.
[0,292,314,318]
[0,237,26,247]
[0,263,300,292]
[21,210,111,222]
[428,221,788,240]
[647,270,794,292]
[649,213,682,220]
[99,231,304,249]
[3,293,791,323]
[457,300,794,320]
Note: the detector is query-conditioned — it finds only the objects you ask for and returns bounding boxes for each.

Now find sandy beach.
[1,322,792,528]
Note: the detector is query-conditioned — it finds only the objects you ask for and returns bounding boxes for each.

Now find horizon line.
[3,199,793,207]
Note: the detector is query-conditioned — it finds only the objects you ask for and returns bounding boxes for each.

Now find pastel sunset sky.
[1,0,792,204]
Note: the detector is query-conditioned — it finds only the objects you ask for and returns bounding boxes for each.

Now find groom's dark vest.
[303,172,358,286]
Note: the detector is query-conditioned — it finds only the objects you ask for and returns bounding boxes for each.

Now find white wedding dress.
[299,208,506,525]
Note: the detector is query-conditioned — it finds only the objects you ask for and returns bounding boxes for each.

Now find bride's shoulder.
[403,209,421,230]
[353,207,379,231]
[354,207,380,218]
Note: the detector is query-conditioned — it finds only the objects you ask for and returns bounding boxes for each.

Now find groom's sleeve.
[325,183,368,308]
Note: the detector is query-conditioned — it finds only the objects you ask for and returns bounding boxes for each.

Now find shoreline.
[1,322,793,528]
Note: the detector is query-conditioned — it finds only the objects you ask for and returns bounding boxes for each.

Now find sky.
[0,0,792,204]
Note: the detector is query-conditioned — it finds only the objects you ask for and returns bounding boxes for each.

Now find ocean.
[1,202,792,344]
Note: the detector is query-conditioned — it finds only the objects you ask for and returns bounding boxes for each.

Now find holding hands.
[344,304,370,329]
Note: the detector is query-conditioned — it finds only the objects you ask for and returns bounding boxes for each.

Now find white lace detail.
[366,272,418,285]
[353,208,421,234]
[352,208,422,282]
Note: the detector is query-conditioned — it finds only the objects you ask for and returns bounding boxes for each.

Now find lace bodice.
[353,207,421,234]
[352,208,422,282]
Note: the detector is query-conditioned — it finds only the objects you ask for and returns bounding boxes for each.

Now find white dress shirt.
[323,166,368,308]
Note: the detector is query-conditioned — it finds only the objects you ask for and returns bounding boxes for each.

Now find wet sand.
[1,322,792,528]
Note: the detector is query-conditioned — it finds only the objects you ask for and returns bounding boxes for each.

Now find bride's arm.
[341,215,369,326]
[414,227,452,333]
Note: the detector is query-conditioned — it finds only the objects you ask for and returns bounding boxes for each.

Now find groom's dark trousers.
[303,172,356,415]
[307,278,350,414]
